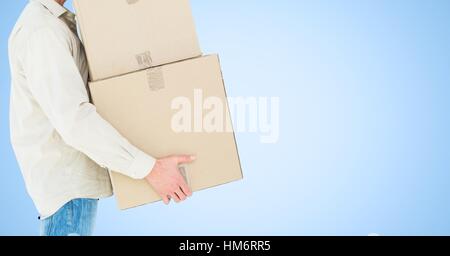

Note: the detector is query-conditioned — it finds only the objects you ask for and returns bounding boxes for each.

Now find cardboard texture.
[89,55,243,209]
[74,0,202,81]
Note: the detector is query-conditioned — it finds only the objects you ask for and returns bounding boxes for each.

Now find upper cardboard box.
[74,0,202,81]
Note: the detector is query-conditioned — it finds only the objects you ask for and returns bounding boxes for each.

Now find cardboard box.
[89,55,243,209]
[74,0,202,81]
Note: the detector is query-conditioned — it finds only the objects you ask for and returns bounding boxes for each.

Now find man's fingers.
[175,155,196,164]
[175,188,187,201]
[162,195,170,205]
[151,154,195,205]
[179,180,192,197]
[170,192,181,203]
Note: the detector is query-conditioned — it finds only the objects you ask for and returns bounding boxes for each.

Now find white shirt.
[8,0,156,218]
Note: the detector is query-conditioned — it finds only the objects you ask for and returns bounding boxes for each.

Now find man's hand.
[145,155,195,204]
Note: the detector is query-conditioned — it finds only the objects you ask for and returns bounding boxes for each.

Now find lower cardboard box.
[89,55,243,209]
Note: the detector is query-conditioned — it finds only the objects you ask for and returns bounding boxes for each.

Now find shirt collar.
[34,0,68,18]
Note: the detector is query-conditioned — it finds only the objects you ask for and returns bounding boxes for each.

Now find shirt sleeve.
[23,27,156,180]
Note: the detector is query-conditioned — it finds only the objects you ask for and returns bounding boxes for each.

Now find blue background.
[1,0,450,235]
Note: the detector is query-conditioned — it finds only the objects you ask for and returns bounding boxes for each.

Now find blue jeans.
[40,199,98,236]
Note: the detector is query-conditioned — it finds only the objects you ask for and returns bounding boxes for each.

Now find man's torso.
[8,0,112,218]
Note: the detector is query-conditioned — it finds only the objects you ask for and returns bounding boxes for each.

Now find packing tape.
[135,51,153,69]
[145,67,165,91]
[126,0,139,4]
